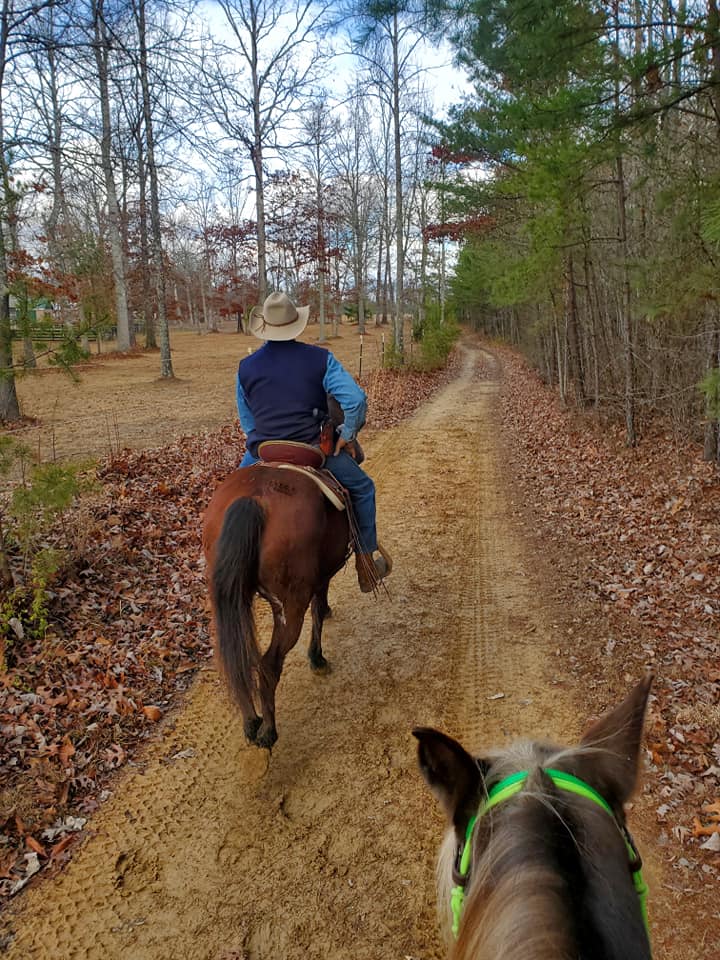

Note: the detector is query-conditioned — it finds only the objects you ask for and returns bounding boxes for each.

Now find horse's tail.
[211,497,265,708]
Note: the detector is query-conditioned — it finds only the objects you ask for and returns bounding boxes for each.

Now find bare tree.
[301,98,337,341]
[330,83,376,334]
[89,0,133,351]
[0,0,63,420]
[199,0,332,304]
[131,0,173,375]
[351,0,428,359]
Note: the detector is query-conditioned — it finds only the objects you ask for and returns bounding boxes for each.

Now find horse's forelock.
[454,803,576,960]
[482,739,558,783]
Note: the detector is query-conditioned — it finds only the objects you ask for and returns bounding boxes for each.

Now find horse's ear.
[578,674,653,808]
[412,727,485,837]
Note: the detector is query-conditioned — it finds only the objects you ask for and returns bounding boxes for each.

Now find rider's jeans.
[238,448,378,553]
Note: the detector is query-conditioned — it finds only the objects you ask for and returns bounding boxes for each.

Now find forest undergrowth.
[494,343,720,883]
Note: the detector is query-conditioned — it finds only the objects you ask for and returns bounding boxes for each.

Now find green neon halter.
[450,768,651,945]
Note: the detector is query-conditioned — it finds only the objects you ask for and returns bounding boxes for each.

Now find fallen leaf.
[50,834,77,859]
[10,853,41,895]
[691,816,720,838]
[59,735,76,767]
[0,850,18,879]
[142,705,162,722]
[701,832,720,851]
[25,836,46,857]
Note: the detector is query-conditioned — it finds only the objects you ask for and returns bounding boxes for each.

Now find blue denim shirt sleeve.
[322,352,367,441]
[236,369,256,435]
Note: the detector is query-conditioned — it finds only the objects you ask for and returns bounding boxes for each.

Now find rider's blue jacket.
[236,340,367,458]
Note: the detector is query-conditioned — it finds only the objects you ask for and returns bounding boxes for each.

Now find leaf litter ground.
[0,347,459,905]
[493,345,720,893]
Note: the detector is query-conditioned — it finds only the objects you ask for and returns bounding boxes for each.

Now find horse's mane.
[435,740,645,960]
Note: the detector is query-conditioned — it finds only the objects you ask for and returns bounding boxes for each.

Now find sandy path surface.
[0,342,690,958]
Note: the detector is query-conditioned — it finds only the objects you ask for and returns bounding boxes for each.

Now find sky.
[175,2,473,224]
[197,0,472,119]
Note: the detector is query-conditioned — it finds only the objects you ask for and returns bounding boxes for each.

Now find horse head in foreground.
[414,676,653,960]
[203,464,350,750]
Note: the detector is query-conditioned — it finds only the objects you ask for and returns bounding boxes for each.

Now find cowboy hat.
[248,292,310,341]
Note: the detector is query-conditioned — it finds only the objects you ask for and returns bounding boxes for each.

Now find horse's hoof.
[310,655,332,675]
[243,715,262,743]
[256,724,278,751]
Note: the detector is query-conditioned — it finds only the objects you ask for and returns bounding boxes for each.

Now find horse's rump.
[202,464,350,747]
[203,465,346,583]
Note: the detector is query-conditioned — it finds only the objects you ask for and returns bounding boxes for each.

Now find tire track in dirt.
[0,341,669,959]
[445,351,577,750]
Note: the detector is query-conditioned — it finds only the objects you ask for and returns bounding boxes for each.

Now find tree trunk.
[135,123,156,349]
[611,3,636,445]
[550,291,566,403]
[136,0,172,375]
[0,510,14,592]
[582,249,601,408]
[93,0,133,352]
[391,10,404,359]
[565,254,585,405]
[44,15,71,296]
[249,11,267,303]
[615,154,636,446]
[708,0,720,126]
[703,316,720,461]
[375,209,384,326]
[0,0,19,421]
[23,336,36,368]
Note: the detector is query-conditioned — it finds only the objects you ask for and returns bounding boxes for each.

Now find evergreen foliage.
[416,307,460,369]
[430,0,720,457]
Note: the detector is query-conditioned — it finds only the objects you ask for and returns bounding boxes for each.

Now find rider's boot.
[356,548,391,593]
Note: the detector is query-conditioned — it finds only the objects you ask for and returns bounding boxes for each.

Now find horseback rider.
[235,291,390,593]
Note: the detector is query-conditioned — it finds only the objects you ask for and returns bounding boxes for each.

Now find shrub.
[0,439,93,663]
[414,304,460,371]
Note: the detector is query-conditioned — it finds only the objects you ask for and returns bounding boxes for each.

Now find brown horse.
[414,676,653,960]
[202,464,350,749]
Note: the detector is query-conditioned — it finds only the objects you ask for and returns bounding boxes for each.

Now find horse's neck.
[454,864,574,960]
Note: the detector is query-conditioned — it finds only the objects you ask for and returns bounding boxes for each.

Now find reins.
[450,768,651,945]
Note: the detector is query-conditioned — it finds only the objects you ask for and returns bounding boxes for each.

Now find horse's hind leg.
[255,599,307,750]
[309,583,331,674]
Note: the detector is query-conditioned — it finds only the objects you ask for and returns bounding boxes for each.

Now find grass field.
[8,321,389,464]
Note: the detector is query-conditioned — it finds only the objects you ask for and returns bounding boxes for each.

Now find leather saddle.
[257,441,347,511]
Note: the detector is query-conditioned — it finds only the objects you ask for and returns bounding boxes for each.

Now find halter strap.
[450,769,651,945]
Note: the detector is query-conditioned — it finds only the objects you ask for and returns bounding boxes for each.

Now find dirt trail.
[1,342,681,959]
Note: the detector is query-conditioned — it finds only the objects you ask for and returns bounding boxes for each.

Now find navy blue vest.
[238,340,330,456]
